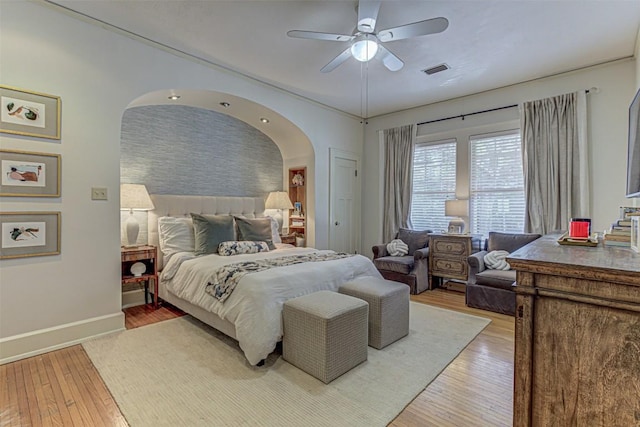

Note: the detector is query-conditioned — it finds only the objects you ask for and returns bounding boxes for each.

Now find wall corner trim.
[0,312,125,364]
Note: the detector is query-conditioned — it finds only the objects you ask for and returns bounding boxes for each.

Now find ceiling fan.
[287,0,448,73]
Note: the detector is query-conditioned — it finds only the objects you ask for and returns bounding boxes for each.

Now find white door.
[330,149,360,253]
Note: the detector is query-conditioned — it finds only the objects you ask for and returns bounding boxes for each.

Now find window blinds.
[469,130,525,237]
[411,139,457,232]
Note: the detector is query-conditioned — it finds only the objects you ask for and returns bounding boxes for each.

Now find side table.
[280,234,297,246]
[428,234,481,289]
[121,245,159,308]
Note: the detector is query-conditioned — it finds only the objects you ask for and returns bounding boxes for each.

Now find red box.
[569,219,590,239]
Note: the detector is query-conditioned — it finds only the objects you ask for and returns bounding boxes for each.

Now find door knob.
[335,221,340,226]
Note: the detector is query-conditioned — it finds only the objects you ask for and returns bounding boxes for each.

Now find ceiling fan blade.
[321,47,353,73]
[378,45,404,72]
[357,0,381,33]
[378,17,449,42]
[287,30,354,42]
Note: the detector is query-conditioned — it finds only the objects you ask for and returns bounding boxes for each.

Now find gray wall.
[121,105,283,197]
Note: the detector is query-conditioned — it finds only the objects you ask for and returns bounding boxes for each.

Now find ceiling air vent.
[422,63,450,75]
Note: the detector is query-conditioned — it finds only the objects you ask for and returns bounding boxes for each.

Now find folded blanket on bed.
[206,252,355,303]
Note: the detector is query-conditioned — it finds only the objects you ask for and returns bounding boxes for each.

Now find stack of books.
[603,207,640,247]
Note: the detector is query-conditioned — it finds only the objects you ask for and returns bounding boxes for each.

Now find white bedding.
[161,245,382,365]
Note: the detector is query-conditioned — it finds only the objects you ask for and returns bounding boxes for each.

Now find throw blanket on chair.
[387,239,409,256]
[484,250,511,270]
[206,252,355,303]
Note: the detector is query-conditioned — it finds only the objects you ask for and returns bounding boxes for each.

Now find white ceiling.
[50,0,640,118]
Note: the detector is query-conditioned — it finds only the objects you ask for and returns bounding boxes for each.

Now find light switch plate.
[91,187,108,200]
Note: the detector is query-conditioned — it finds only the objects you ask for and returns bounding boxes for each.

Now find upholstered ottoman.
[282,290,368,383]
[339,277,409,349]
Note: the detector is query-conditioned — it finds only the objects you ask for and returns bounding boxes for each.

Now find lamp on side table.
[120,183,155,247]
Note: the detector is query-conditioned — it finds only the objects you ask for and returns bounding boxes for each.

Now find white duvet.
[161,245,382,365]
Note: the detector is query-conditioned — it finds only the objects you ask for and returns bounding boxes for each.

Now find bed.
[148,194,382,365]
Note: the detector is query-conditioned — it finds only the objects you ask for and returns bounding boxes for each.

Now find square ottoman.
[339,277,409,349]
[282,290,368,383]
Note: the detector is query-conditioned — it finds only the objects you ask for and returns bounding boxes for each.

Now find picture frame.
[0,149,61,197]
[0,212,61,259]
[0,85,61,140]
[631,216,640,253]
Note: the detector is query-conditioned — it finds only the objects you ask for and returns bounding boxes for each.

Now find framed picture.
[0,149,60,197]
[631,217,640,253]
[0,212,61,259]
[0,85,61,140]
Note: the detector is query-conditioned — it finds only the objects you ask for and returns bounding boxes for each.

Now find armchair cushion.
[373,256,413,275]
[475,269,517,290]
[397,228,431,255]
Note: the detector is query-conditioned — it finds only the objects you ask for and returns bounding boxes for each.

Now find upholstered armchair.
[372,228,432,295]
[466,231,541,315]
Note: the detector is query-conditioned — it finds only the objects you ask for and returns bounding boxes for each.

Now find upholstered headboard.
[148,194,265,269]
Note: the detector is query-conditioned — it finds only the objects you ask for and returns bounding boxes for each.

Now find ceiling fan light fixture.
[351,37,378,62]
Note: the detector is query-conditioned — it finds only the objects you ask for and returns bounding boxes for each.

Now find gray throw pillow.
[396,228,431,255]
[234,216,275,250]
[190,213,236,255]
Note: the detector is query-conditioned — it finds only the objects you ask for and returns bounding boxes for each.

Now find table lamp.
[445,199,469,234]
[121,184,154,247]
[265,191,294,233]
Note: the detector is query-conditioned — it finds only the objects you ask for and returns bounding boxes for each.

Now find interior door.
[330,149,360,253]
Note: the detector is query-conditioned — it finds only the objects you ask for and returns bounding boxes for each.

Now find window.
[469,130,525,237]
[411,139,456,232]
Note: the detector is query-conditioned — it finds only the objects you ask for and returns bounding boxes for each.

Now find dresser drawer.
[432,257,467,277]
[432,239,467,256]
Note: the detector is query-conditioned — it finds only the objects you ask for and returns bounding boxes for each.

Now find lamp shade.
[265,191,294,210]
[120,184,154,211]
[445,199,469,218]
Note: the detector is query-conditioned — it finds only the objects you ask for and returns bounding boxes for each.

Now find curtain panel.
[520,91,589,234]
[383,124,416,242]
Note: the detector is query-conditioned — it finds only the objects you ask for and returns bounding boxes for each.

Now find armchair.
[466,231,541,315]
[372,228,432,294]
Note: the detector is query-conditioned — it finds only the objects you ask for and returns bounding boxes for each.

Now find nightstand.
[280,234,297,246]
[121,245,159,308]
[428,234,482,290]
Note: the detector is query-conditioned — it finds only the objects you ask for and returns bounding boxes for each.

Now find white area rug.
[83,302,490,426]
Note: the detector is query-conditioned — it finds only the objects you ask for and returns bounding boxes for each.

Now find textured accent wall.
[121,105,283,197]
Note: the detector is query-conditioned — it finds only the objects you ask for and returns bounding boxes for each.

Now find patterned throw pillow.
[217,241,270,256]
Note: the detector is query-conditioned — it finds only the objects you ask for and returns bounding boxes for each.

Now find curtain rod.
[417,88,596,127]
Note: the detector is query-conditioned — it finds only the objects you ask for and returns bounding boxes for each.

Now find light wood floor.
[0,289,514,426]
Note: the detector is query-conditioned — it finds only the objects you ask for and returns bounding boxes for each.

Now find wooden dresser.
[507,234,640,426]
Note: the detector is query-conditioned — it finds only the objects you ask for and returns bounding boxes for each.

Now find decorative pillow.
[234,216,275,250]
[386,239,409,256]
[218,241,270,256]
[190,213,236,255]
[396,228,431,255]
[484,250,511,270]
[266,216,282,244]
[158,217,195,259]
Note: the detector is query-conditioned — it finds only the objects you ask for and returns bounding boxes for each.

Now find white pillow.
[484,250,511,270]
[158,217,195,259]
[266,215,282,244]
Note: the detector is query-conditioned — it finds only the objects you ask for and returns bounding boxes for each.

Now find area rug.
[83,302,490,426]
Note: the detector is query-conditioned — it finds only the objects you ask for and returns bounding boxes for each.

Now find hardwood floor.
[0,290,514,426]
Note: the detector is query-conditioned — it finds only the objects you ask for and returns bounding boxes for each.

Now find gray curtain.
[383,124,415,242]
[520,91,589,234]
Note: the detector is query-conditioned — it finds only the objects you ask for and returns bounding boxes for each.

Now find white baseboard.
[0,312,125,364]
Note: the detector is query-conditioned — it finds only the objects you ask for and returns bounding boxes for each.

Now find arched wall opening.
[121,89,317,247]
